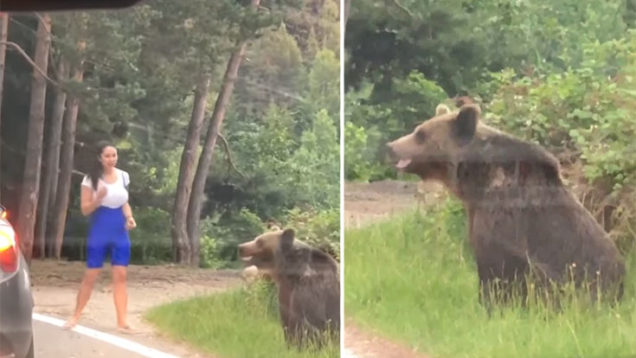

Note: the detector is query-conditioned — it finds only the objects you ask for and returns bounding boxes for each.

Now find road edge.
[32,313,180,358]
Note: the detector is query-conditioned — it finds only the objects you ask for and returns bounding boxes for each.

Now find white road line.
[32,313,180,358]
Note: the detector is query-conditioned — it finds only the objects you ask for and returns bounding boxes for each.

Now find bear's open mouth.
[395,158,412,169]
[240,255,253,262]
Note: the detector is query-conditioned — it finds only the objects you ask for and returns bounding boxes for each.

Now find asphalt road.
[32,314,178,358]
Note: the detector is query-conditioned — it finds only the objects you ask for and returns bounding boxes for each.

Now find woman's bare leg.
[112,265,129,329]
[64,268,101,329]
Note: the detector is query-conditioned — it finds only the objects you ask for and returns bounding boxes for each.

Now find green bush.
[284,207,340,261]
[345,71,448,181]
[344,121,385,181]
[199,216,223,269]
[201,208,266,265]
[129,206,173,264]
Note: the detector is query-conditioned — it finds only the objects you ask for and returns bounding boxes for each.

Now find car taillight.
[0,225,17,273]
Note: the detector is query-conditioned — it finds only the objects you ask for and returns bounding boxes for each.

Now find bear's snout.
[385,141,401,161]
[386,140,413,170]
[237,243,253,258]
[386,141,395,152]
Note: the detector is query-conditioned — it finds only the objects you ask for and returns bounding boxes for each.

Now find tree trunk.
[50,59,83,259]
[16,14,51,261]
[0,13,9,202]
[39,58,69,258]
[186,0,260,267]
[171,74,210,264]
[344,0,350,37]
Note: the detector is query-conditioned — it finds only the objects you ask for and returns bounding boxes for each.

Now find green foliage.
[201,208,266,264]
[220,104,338,220]
[345,71,446,181]
[346,0,485,95]
[307,49,340,117]
[284,207,340,260]
[386,71,448,134]
[129,207,172,264]
[484,33,636,194]
[237,26,307,115]
[344,120,384,181]
[288,109,340,209]
[199,216,222,269]
[283,0,339,59]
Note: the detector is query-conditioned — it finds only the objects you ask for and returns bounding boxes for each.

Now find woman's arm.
[123,202,136,230]
[80,185,107,216]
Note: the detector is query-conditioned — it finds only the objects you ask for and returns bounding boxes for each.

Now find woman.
[64,141,136,332]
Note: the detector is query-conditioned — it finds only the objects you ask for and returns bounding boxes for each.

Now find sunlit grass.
[345,199,636,358]
[146,282,339,358]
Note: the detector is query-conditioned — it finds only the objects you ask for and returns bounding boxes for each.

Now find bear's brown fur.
[387,100,625,307]
[238,228,340,348]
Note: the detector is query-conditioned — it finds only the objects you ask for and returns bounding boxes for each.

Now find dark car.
[0,205,34,358]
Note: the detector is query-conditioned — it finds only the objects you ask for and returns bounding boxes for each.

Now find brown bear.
[238,228,340,348]
[386,99,626,308]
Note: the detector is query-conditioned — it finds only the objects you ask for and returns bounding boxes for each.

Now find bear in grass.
[386,98,625,308]
[238,228,340,348]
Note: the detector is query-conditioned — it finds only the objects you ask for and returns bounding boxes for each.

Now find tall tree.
[171,74,210,263]
[157,0,240,264]
[50,56,83,259]
[38,57,69,258]
[0,13,8,202]
[186,0,261,266]
[16,13,51,261]
[344,0,350,37]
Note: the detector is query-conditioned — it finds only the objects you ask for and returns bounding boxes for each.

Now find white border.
[339,0,346,355]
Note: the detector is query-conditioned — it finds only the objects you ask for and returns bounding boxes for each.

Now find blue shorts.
[86,206,130,269]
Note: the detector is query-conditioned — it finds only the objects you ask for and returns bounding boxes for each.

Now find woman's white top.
[81,168,130,208]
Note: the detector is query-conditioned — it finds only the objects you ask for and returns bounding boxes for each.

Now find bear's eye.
[256,239,263,247]
[415,129,427,143]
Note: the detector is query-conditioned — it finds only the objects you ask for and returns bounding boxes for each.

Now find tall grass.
[345,199,636,358]
[146,282,339,358]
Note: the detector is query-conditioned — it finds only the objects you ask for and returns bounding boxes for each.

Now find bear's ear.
[453,104,480,144]
[435,104,450,116]
[454,96,475,108]
[281,228,295,249]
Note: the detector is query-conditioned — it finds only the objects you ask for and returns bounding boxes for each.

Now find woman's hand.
[81,184,107,216]
[125,216,137,230]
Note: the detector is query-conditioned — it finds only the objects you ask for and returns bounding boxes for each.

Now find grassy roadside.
[146,282,339,358]
[345,199,636,358]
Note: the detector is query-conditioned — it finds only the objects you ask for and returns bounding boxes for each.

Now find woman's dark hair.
[88,141,115,190]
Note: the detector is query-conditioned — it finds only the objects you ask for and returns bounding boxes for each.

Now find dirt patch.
[345,320,429,358]
[30,259,243,358]
[345,179,442,358]
[344,179,445,229]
